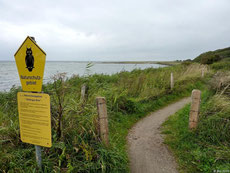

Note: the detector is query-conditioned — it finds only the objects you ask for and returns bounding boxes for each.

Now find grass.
[0,63,207,172]
[210,58,230,71]
[162,88,230,172]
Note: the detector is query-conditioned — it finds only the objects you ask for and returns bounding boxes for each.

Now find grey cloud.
[0,0,230,61]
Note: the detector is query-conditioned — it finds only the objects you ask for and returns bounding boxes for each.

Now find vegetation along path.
[127,97,191,173]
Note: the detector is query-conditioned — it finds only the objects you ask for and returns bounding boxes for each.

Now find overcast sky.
[0,0,230,61]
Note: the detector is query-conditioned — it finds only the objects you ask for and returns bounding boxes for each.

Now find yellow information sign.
[14,36,46,92]
[17,92,52,147]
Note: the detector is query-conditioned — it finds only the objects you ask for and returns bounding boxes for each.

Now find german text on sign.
[17,92,52,147]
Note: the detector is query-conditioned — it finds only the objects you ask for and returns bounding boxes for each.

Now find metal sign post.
[31,37,42,169]
[35,145,42,168]
[15,36,52,169]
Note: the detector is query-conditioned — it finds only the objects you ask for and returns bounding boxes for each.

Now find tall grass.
[0,63,206,172]
[162,73,230,172]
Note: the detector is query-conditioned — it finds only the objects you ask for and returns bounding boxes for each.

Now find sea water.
[0,61,165,91]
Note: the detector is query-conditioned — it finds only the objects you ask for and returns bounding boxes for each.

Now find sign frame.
[14,36,46,92]
[17,92,52,148]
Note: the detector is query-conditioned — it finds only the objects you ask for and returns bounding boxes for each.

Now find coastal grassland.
[0,63,207,172]
[210,58,230,71]
[162,71,230,172]
[193,46,230,65]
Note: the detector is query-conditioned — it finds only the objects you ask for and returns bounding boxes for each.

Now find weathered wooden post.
[170,72,174,90]
[81,84,86,101]
[201,68,204,77]
[96,97,109,146]
[189,89,201,130]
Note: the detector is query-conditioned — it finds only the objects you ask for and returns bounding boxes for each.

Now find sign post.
[14,36,51,169]
[35,145,42,168]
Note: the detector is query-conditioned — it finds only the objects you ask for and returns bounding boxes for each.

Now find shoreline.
[0,60,179,66]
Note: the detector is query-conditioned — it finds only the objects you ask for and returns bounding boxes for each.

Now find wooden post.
[96,97,109,146]
[81,84,86,101]
[189,89,201,130]
[201,68,204,77]
[170,72,174,90]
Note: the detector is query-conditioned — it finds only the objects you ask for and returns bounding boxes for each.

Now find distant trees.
[200,54,222,64]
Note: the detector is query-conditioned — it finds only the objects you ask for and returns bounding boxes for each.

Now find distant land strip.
[93,61,180,66]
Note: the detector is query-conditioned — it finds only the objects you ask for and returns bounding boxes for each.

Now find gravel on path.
[127,97,191,173]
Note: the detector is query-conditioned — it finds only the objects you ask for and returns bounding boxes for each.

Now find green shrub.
[211,60,230,71]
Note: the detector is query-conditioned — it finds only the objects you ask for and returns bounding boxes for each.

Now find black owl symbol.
[25,48,34,72]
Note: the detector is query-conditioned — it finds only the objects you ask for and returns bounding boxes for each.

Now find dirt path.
[127,97,191,173]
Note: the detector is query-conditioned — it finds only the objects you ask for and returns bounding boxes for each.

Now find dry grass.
[176,64,208,81]
[210,71,230,95]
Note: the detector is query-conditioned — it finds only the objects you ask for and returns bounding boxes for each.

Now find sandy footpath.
[127,97,191,173]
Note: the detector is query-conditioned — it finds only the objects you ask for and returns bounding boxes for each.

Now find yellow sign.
[14,36,46,92]
[17,92,52,147]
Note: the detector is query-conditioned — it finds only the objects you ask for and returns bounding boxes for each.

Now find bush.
[211,61,230,71]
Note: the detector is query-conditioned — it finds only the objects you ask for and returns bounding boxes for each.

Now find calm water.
[0,61,165,91]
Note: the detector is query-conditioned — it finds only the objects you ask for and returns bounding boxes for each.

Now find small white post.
[201,68,204,78]
[170,72,174,90]
[81,84,86,101]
